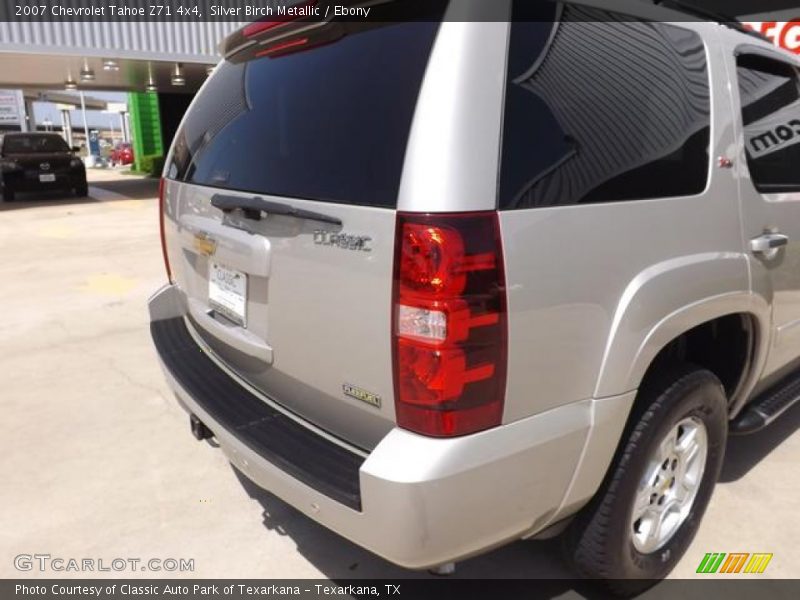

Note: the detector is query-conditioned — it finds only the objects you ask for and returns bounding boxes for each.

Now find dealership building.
[0,18,246,169]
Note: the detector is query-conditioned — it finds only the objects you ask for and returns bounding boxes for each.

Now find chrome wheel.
[630,417,708,554]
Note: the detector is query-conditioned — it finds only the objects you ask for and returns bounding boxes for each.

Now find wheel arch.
[595,277,771,416]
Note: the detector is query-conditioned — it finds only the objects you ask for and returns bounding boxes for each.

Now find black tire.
[74,183,89,198]
[563,364,727,595]
[2,186,14,202]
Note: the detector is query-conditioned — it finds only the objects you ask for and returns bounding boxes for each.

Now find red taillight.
[158,177,173,283]
[392,212,507,437]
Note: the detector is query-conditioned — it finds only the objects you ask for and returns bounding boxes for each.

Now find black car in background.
[0,132,88,202]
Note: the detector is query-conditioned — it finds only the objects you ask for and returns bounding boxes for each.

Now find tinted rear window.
[499,4,710,209]
[3,135,70,154]
[167,20,442,208]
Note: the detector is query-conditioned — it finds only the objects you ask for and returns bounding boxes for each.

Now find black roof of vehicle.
[1,132,74,156]
[2,132,63,137]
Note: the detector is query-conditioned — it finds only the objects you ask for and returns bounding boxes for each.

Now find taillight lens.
[158,177,173,283]
[392,212,507,437]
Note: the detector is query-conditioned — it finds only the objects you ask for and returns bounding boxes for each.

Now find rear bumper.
[148,284,628,568]
[3,170,85,191]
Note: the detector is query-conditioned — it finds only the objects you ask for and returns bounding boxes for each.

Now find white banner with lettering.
[745,98,800,159]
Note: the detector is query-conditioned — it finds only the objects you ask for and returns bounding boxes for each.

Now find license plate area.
[39,173,56,182]
[208,262,247,327]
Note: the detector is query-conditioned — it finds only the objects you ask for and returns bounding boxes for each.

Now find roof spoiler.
[218,0,326,58]
[219,0,394,59]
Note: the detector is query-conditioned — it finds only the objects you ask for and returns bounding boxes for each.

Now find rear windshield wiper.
[211,194,342,226]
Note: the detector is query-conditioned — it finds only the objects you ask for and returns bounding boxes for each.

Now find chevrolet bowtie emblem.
[193,233,217,257]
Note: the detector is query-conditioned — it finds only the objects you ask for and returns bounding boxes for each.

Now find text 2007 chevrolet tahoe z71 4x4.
[149,0,800,589]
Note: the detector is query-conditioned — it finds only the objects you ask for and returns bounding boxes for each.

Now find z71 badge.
[343,384,381,408]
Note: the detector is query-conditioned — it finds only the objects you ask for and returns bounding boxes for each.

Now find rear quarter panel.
[499,22,755,423]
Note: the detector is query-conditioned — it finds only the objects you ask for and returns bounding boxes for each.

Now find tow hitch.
[190,414,214,441]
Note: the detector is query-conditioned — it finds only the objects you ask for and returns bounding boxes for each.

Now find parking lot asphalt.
[0,170,797,585]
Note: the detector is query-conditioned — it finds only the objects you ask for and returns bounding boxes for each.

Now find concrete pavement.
[0,170,797,585]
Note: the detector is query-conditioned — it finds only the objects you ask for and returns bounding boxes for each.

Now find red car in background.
[110,143,134,166]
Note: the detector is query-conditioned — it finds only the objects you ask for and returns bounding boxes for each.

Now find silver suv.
[149,0,800,588]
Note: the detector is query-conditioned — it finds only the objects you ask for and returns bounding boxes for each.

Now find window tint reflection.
[500,4,711,209]
[737,54,800,193]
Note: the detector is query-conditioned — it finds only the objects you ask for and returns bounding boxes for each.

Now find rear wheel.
[2,186,14,202]
[563,365,727,594]
[74,183,89,197]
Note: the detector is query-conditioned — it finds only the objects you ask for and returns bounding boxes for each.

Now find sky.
[32,91,128,131]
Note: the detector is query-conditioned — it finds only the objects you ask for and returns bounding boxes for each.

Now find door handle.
[750,233,789,255]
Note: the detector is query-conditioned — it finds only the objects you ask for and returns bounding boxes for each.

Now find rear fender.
[593,253,769,406]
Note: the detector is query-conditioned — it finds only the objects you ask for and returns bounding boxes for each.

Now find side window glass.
[737,54,800,193]
[499,5,711,209]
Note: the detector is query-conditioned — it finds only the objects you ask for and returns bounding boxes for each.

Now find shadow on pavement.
[0,189,99,211]
[88,175,160,200]
[0,172,158,211]
[720,401,800,483]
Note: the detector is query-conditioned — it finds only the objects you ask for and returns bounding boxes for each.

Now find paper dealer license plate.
[208,262,247,327]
